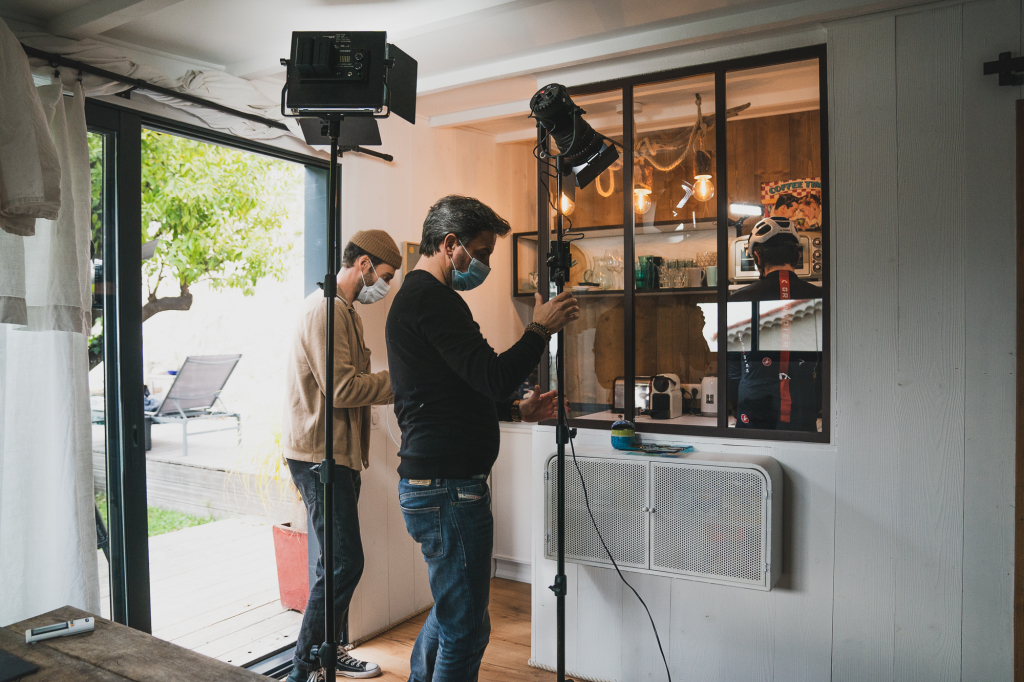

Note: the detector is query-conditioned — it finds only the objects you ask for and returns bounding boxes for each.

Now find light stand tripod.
[546,154,576,682]
[307,115,391,682]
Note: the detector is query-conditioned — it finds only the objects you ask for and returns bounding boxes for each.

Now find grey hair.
[419,195,511,257]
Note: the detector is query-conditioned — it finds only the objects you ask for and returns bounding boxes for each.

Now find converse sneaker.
[335,652,381,679]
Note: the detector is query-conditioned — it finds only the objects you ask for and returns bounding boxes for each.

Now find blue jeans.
[287,459,364,673]
[399,477,493,682]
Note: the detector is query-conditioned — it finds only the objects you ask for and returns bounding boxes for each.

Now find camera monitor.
[283,31,417,124]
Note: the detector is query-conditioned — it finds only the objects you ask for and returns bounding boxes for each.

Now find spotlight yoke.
[281,31,417,124]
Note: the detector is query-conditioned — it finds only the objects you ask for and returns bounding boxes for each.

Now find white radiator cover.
[545,450,783,590]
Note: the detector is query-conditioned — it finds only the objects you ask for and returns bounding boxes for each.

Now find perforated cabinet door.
[650,463,768,586]
[546,456,648,569]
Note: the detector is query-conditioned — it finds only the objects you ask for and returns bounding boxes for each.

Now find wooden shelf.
[515,286,717,298]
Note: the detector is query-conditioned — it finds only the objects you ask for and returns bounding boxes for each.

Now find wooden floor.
[353,578,554,682]
[95,517,548,680]
[97,517,303,666]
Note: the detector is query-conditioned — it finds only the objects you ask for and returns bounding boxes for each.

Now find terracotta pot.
[273,522,309,613]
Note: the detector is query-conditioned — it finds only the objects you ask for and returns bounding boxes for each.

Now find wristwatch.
[511,400,523,422]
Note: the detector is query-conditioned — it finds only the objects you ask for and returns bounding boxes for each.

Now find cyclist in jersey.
[729,217,822,430]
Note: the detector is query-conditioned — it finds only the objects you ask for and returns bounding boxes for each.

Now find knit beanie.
[348,230,402,269]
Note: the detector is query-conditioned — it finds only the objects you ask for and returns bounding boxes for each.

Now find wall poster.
[761,177,822,231]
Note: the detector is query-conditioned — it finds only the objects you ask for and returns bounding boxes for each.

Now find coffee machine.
[650,373,683,420]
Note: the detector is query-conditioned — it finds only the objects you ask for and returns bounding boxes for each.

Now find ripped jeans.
[398,476,492,682]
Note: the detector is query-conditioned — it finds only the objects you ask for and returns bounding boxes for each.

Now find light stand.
[281,31,416,682]
[309,114,342,682]
[306,116,393,682]
[547,154,575,682]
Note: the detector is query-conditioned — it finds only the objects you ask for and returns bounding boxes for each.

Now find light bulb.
[693,175,715,203]
[634,189,653,215]
[560,192,575,216]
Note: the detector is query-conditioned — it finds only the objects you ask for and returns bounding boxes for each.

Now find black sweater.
[385,270,546,479]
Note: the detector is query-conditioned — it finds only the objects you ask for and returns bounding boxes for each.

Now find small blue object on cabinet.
[610,419,636,450]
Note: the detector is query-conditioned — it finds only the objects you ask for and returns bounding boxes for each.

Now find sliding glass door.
[86,100,330,671]
[85,101,151,632]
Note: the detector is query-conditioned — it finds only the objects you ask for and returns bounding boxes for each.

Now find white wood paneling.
[893,8,966,681]
[765,445,836,682]
[620,572,672,682]
[493,423,534,580]
[576,565,624,680]
[532,427,837,682]
[827,14,901,682]
[959,1,1019,678]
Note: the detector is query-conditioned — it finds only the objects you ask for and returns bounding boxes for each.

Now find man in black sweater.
[386,195,578,682]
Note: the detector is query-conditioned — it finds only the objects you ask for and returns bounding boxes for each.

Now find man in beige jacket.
[283,229,400,681]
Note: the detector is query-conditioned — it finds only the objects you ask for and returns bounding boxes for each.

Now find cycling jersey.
[730,270,821,431]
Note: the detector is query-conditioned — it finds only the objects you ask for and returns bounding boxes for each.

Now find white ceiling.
[1,0,932,137]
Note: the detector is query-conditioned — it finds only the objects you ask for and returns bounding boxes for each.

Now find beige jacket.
[283,290,392,470]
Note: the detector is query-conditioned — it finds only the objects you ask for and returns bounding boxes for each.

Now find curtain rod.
[21,43,289,132]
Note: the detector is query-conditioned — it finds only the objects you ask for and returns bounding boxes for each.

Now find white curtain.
[0,80,98,625]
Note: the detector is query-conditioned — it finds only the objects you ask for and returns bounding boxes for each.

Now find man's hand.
[533,292,580,333]
[519,385,570,422]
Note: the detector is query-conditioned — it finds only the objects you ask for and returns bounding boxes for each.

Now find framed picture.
[402,242,420,276]
[761,178,822,231]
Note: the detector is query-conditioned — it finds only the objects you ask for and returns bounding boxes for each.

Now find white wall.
[527,1,1021,680]
[830,1,1019,680]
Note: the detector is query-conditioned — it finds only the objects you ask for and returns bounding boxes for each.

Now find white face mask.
[356,262,390,304]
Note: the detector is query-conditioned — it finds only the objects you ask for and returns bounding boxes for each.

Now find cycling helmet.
[747,216,798,246]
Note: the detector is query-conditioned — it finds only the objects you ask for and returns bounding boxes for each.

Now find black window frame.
[534,44,831,444]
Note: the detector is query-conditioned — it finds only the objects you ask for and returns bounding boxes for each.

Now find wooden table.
[2,606,268,681]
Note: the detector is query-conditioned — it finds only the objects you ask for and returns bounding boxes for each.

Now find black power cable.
[567,433,672,682]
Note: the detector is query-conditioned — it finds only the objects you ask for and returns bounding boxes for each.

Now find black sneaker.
[335,652,381,679]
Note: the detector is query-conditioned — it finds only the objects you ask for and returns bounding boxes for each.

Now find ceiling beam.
[47,0,190,39]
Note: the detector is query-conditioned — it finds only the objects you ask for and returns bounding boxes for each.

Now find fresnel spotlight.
[530,83,619,189]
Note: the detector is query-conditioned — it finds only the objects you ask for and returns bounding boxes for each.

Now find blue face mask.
[449,240,490,291]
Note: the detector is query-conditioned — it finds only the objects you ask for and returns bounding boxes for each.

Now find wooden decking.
[92,422,300,522]
[97,517,303,666]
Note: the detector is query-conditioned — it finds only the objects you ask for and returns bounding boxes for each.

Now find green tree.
[140,130,300,322]
[86,131,301,370]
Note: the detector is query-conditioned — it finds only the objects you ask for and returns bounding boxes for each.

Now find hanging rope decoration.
[591,96,751,198]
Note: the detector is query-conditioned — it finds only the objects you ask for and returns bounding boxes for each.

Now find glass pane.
[551,89,624,420]
[632,73,718,427]
[725,59,824,432]
[139,129,307,662]
[88,130,112,620]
